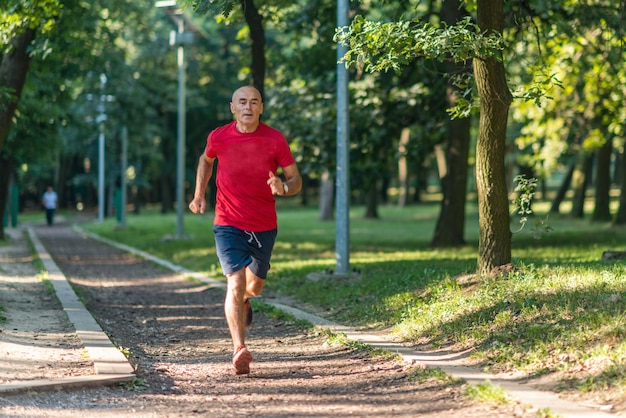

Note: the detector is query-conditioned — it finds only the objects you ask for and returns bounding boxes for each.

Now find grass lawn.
[81,200,626,406]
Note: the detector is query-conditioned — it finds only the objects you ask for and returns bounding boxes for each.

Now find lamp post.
[336,0,350,276]
[156,0,193,239]
[119,125,128,228]
[87,74,113,223]
[96,73,108,223]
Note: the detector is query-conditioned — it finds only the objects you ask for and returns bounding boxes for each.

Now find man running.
[188,86,302,375]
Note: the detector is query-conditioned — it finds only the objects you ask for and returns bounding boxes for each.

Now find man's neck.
[235,121,259,133]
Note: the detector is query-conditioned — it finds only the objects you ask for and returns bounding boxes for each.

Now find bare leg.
[224,266,266,350]
[245,267,265,299]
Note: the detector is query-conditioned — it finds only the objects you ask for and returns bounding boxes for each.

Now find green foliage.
[191,0,236,17]
[0,87,15,112]
[512,175,536,223]
[536,409,559,418]
[115,343,132,359]
[0,0,62,49]
[264,0,447,199]
[337,15,507,73]
[464,380,510,404]
[120,376,147,391]
[508,1,626,179]
[3,0,247,210]
[444,72,479,119]
[335,1,626,188]
[511,174,552,238]
[322,329,399,359]
[511,71,564,107]
[408,365,463,385]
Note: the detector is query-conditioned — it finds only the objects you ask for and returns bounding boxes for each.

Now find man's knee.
[226,270,247,295]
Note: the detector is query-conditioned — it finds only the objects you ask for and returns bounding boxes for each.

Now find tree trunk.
[550,161,575,214]
[431,112,471,247]
[364,182,379,219]
[615,149,626,224]
[412,161,425,203]
[380,174,389,205]
[0,156,14,241]
[318,169,334,221]
[592,140,613,222]
[570,153,593,218]
[0,29,35,154]
[473,0,512,275]
[434,144,447,180]
[397,128,410,207]
[240,0,265,98]
[431,0,471,248]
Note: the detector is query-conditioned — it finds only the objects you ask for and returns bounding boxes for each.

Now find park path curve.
[0,219,617,417]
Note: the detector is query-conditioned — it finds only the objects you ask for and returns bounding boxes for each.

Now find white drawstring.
[244,231,262,248]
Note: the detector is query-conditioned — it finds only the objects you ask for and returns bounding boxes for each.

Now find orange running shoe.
[232,345,253,375]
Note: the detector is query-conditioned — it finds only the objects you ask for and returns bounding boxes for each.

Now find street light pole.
[156,0,193,239]
[97,73,107,223]
[336,0,350,276]
[120,125,128,228]
[175,16,186,239]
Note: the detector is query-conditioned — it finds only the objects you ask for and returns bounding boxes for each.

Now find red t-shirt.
[205,121,295,231]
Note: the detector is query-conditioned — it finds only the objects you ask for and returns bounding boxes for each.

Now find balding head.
[230,86,264,133]
[231,86,262,104]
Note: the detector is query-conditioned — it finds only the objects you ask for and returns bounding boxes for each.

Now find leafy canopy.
[335,15,506,73]
[0,0,62,48]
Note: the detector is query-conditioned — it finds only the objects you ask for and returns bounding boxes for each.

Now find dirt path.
[1,222,537,417]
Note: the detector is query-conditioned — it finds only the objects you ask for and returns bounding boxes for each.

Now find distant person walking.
[188,86,302,375]
[42,186,58,226]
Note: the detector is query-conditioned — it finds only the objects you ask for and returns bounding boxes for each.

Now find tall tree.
[614,141,626,225]
[0,29,34,239]
[0,29,34,155]
[240,0,265,96]
[183,0,269,95]
[472,0,512,274]
[592,137,612,221]
[338,2,513,274]
[0,0,62,239]
[431,0,472,247]
[0,0,61,154]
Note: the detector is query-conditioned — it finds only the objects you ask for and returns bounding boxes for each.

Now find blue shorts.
[213,225,277,279]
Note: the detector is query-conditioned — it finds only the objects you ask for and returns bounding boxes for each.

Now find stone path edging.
[0,228,136,394]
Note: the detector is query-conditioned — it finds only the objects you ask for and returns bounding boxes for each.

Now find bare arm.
[267,163,302,196]
[188,153,215,214]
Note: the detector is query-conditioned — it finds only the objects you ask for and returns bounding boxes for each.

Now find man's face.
[230,87,263,125]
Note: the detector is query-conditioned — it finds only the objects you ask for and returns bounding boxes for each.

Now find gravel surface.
[1,221,541,417]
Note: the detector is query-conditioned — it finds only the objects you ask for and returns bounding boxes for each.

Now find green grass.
[408,365,463,385]
[80,201,626,406]
[464,380,511,404]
